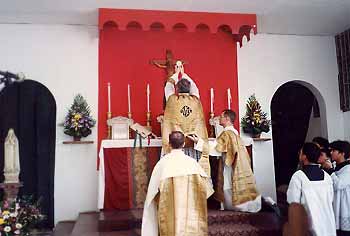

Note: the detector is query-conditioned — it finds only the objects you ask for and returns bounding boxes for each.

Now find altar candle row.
[210,88,232,112]
[107,83,233,113]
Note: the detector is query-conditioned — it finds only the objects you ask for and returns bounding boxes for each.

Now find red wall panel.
[98,26,239,150]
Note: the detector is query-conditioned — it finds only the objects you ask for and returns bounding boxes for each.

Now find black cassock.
[0,80,56,228]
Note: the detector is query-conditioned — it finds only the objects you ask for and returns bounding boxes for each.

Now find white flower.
[15,223,22,229]
[14,229,20,235]
[4,226,11,232]
[10,212,17,217]
[3,215,9,220]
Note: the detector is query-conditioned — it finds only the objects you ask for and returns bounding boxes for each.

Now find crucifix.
[150,49,188,108]
[150,49,187,81]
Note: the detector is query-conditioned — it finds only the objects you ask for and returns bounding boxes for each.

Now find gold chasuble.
[142,150,214,236]
[162,93,210,175]
[216,130,259,206]
[157,175,209,236]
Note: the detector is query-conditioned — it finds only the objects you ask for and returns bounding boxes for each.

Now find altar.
[98,137,260,210]
[98,138,162,210]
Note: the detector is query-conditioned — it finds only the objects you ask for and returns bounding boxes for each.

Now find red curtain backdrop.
[98,9,257,168]
[99,27,239,135]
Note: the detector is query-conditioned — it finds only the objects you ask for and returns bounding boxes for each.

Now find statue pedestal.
[0,182,23,202]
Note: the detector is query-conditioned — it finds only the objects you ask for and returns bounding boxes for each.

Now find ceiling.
[0,0,349,36]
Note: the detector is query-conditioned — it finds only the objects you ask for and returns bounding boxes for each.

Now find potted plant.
[241,94,271,138]
[63,94,96,141]
[0,196,45,236]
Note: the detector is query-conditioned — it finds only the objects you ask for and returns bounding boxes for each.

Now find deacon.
[162,78,210,175]
[141,131,214,236]
[192,110,261,212]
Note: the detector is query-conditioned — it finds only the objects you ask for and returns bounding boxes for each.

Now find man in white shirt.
[329,140,350,236]
[287,142,336,236]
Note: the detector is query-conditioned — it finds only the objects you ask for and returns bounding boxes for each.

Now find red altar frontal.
[98,139,162,210]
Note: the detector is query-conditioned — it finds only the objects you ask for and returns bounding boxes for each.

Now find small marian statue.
[4,129,20,183]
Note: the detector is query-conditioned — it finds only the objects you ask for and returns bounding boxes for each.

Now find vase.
[73,136,81,141]
[252,133,261,138]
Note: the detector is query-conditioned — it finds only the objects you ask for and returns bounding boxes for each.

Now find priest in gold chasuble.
[142,131,214,236]
[162,79,210,176]
[194,110,261,212]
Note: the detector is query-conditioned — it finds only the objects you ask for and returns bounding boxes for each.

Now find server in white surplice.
[287,142,336,236]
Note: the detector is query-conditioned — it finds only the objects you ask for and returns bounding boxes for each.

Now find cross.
[150,49,187,81]
[150,49,188,109]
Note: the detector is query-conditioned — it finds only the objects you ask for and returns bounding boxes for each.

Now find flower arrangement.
[64,94,96,140]
[0,196,45,236]
[241,94,271,137]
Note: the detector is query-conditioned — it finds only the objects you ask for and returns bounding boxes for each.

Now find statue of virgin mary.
[4,128,20,183]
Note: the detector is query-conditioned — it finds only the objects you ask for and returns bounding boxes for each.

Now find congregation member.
[329,140,350,236]
[287,142,336,236]
[312,136,334,174]
[142,131,214,236]
[192,109,261,212]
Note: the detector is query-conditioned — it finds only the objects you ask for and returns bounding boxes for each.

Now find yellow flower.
[0,218,4,224]
[2,211,10,215]
[74,114,82,120]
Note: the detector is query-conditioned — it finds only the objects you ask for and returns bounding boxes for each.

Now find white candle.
[127,84,131,113]
[227,88,231,109]
[147,83,150,112]
[210,88,214,113]
[107,82,111,113]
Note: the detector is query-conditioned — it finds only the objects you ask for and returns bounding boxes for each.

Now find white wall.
[344,111,350,141]
[0,24,99,224]
[305,109,322,142]
[238,33,344,198]
[0,24,346,223]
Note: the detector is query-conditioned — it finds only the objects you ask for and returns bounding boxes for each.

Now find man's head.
[219,109,236,127]
[169,131,185,149]
[312,137,329,149]
[177,79,191,93]
[329,140,350,164]
[299,142,321,164]
[318,148,329,165]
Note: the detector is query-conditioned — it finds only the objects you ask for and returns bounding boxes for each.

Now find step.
[52,221,75,236]
[70,212,99,236]
[99,209,142,232]
[70,210,282,235]
[209,223,259,236]
[98,209,282,233]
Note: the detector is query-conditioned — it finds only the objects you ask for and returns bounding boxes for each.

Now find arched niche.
[0,79,56,228]
[271,80,327,191]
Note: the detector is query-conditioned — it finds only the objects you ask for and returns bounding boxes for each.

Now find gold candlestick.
[209,112,215,138]
[146,111,152,131]
[107,111,112,139]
